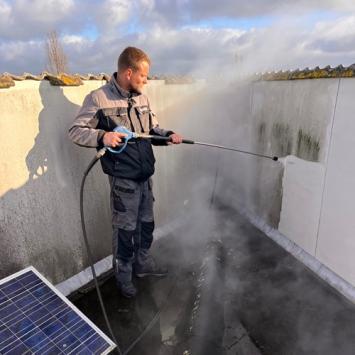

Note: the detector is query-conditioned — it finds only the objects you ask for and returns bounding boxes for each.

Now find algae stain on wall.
[296,129,320,162]
[258,121,266,140]
[253,120,322,228]
[271,122,293,157]
[251,121,284,228]
[260,121,321,163]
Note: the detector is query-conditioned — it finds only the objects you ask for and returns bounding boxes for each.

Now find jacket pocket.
[113,195,126,212]
[135,105,151,132]
[101,107,130,129]
[111,179,139,230]
[112,180,135,212]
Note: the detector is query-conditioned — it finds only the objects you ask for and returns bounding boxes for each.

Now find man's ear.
[126,68,133,80]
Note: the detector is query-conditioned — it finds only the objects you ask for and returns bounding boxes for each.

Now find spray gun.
[102,126,278,161]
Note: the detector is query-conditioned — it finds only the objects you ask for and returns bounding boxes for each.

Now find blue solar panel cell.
[9,317,35,337]
[75,345,94,355]
[27,305,48,322]
[2,340,30,355]
[87,336,108,353]
[39,343,63,355]
[54,330,80,350]
[0,330,18,350]
[22,329,48,349]
[0,291,7,305]
[58,309,80,325]
[0,280,23,295]
[30,339,52,353]
[0,302,17,320]
[8,293,32,313]
[40,318,61,337]
[73,322,94,340]
[0,267,116,355]
[0,325,13,340]
[32,284,51,299]
[17,272,38,286]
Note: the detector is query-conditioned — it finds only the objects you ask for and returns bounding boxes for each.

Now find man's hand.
[103,132,127,147]
[169,133,183,144]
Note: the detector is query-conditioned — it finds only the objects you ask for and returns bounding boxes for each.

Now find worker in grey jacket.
[69,47,182,298]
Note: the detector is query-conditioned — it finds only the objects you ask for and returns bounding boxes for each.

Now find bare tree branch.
[46,30,68,74]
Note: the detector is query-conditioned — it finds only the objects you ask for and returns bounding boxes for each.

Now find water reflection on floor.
[71,208,355,355]
[71,232,204,355]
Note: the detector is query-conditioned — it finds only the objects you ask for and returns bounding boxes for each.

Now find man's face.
[128,60,149,94]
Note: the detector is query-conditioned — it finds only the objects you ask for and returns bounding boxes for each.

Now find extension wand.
[107,126,278,161]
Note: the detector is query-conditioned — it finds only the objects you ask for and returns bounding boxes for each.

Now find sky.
[1,0,355,76]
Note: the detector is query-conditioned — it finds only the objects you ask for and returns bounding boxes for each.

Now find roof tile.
[0,75,15,89]
[255,64,355,81]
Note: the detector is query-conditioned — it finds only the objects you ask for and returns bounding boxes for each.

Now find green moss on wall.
[271,122,293,157]
[296,129,320,161]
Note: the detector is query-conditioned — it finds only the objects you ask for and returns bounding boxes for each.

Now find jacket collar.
[110,72,139,100]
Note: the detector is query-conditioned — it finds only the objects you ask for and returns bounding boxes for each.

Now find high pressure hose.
[79,148,123,355]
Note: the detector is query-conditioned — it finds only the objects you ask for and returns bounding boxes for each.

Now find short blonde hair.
[118,47,151,72]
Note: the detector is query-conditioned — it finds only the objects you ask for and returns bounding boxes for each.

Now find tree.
[46,30,68,74]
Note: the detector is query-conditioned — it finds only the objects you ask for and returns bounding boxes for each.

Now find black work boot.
[134,249,168,278]
[115,258,137,298]
[117,281,137,298]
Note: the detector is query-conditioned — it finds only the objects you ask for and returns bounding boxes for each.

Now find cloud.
[0,40,46,73]
[93,0,132,34]
[305,16,355,54]
[1,1,355,74]
[138,0,355,25]
[44,26,246,75]
[62,35,86,45]
[0,0,77,40]
[133,27,246,75]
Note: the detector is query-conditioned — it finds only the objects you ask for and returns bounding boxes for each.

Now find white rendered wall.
[316,78,355,286]
[279,156,325,255]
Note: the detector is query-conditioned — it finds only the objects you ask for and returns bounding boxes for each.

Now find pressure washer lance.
[106,126,279,161]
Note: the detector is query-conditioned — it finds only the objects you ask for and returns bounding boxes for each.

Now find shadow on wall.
[0,81,107,283]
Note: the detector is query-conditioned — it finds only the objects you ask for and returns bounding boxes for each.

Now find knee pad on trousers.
[116,228,136,261]
[140,221,154,250]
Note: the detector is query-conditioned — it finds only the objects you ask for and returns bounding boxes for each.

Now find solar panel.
[0,266,116,354]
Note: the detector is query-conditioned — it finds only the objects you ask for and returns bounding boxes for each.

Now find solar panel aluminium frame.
[0,266,116,354]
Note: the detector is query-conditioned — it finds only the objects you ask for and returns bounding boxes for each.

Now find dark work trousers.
[109,176,155,282]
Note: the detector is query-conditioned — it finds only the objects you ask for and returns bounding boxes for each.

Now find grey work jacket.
[68,73,173,181]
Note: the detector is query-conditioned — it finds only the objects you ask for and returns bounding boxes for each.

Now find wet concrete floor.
[71,207,355,355]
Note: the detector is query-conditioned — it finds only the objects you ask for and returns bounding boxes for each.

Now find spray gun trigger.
[107,125,134,154]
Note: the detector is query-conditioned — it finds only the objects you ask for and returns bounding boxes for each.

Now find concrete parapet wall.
[1,76,355,293]
[0,80,109,283]
[0,79,205,284]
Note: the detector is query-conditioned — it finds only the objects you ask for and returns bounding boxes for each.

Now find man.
[69,47,182,298]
